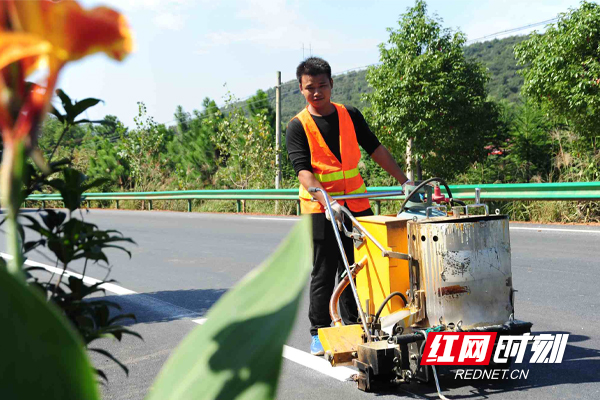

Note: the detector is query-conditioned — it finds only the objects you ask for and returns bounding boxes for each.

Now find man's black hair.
[296,57,332,83]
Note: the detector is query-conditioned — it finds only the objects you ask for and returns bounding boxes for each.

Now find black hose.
[374,291,408,323]
[399,177,457,211]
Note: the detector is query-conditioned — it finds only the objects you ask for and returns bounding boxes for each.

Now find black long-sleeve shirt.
[286,105,381,176]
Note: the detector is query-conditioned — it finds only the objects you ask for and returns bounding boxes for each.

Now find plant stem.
[0,141,27,279]
[82,258,89,278]
[48,123,71,163]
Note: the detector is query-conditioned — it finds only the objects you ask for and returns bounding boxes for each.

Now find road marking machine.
[308,178,532,397]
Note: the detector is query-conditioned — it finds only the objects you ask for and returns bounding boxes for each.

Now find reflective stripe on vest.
[293,103,370,214]
[313,167,361,183]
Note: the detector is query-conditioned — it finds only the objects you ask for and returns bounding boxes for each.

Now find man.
[286,57,410,356]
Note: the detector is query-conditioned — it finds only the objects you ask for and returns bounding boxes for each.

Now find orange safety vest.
[293,103,370,214]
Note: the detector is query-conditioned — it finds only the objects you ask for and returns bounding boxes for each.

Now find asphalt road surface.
[5,209,600,400]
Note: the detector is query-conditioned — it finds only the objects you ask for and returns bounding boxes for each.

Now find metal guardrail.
[444,182,600,201]
[25,182,600,215]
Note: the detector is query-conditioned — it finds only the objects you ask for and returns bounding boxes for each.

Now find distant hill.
[464,35,528,103]
[262,35,527,123]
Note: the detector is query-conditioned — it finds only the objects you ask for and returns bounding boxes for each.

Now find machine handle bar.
[308,187,410,261]
[309,187,372,342]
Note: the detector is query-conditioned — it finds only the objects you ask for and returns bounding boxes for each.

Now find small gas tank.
[408,215,513,329]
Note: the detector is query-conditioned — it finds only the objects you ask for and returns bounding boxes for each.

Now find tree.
[212,93,275,189]
[37,115,84,156]
[91,115,124,138]
[515,1,600,147]
[166,99,221,188]
[88,140,132,190]
[247,89,275,129]
[174,105,191,135]
[507,100,552,182]
[364,0,500,179]
[117,102,174,191]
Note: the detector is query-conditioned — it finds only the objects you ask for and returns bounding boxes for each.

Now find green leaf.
[56,89,73,115]
[0,267,100,399]
[50,105,66,123]
[70,98,102,120]
[147,217,312,400]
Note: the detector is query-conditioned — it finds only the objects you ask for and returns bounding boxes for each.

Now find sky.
[59,0,583,128]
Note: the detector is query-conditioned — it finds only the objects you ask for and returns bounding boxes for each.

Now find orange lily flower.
[0,0,132,276]
[0,0,132,146]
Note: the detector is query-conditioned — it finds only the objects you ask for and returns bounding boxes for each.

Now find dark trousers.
[309,207,374,336]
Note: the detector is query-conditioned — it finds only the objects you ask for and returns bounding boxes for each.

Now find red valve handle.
[432,185,449,204]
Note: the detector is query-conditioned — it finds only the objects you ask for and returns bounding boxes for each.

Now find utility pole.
[406,137,413,181]
[275,71,282,213]
[275,71,282,189]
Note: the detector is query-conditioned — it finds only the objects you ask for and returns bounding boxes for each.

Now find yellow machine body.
[318,324,364,366]
[318,215,412,364]
[354,215,410,318]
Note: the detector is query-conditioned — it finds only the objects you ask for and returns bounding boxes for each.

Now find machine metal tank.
[408,214,513,329]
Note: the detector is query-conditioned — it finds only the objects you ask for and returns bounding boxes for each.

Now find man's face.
[299,74,333,109]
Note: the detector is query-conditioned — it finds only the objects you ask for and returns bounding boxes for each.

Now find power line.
[158,94,278,126]
[465,18,558,44]
[300,17,562,79]
[332,63,380,75]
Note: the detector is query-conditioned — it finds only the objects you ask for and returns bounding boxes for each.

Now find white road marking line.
[282,345,356,382]
[0,252,137,295]
[4,253,207,320]
[510,227,600,234]
[191,318,355,381]
[10,254,355,383]
[247,217,298,221]
[182,330,398,393]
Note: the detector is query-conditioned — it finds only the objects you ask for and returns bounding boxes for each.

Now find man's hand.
[325,200,343,231]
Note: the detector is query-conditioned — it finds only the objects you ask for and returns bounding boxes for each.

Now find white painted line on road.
[4,253,207,321]
[510,227,600,234]
[282,345,356,382]
[0,252,138,295]
[192,318,355,381]
[10,254,354,384]
[247,217,298,221]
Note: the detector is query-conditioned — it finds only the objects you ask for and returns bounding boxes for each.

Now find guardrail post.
[237,200,241,213]
[149,200,153,211]
[116,200,119,209]
[296,200,300,216]
[375,200,381,215]
[187,200,192,212]
[86,200,90,209]
[42,200,46,209]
